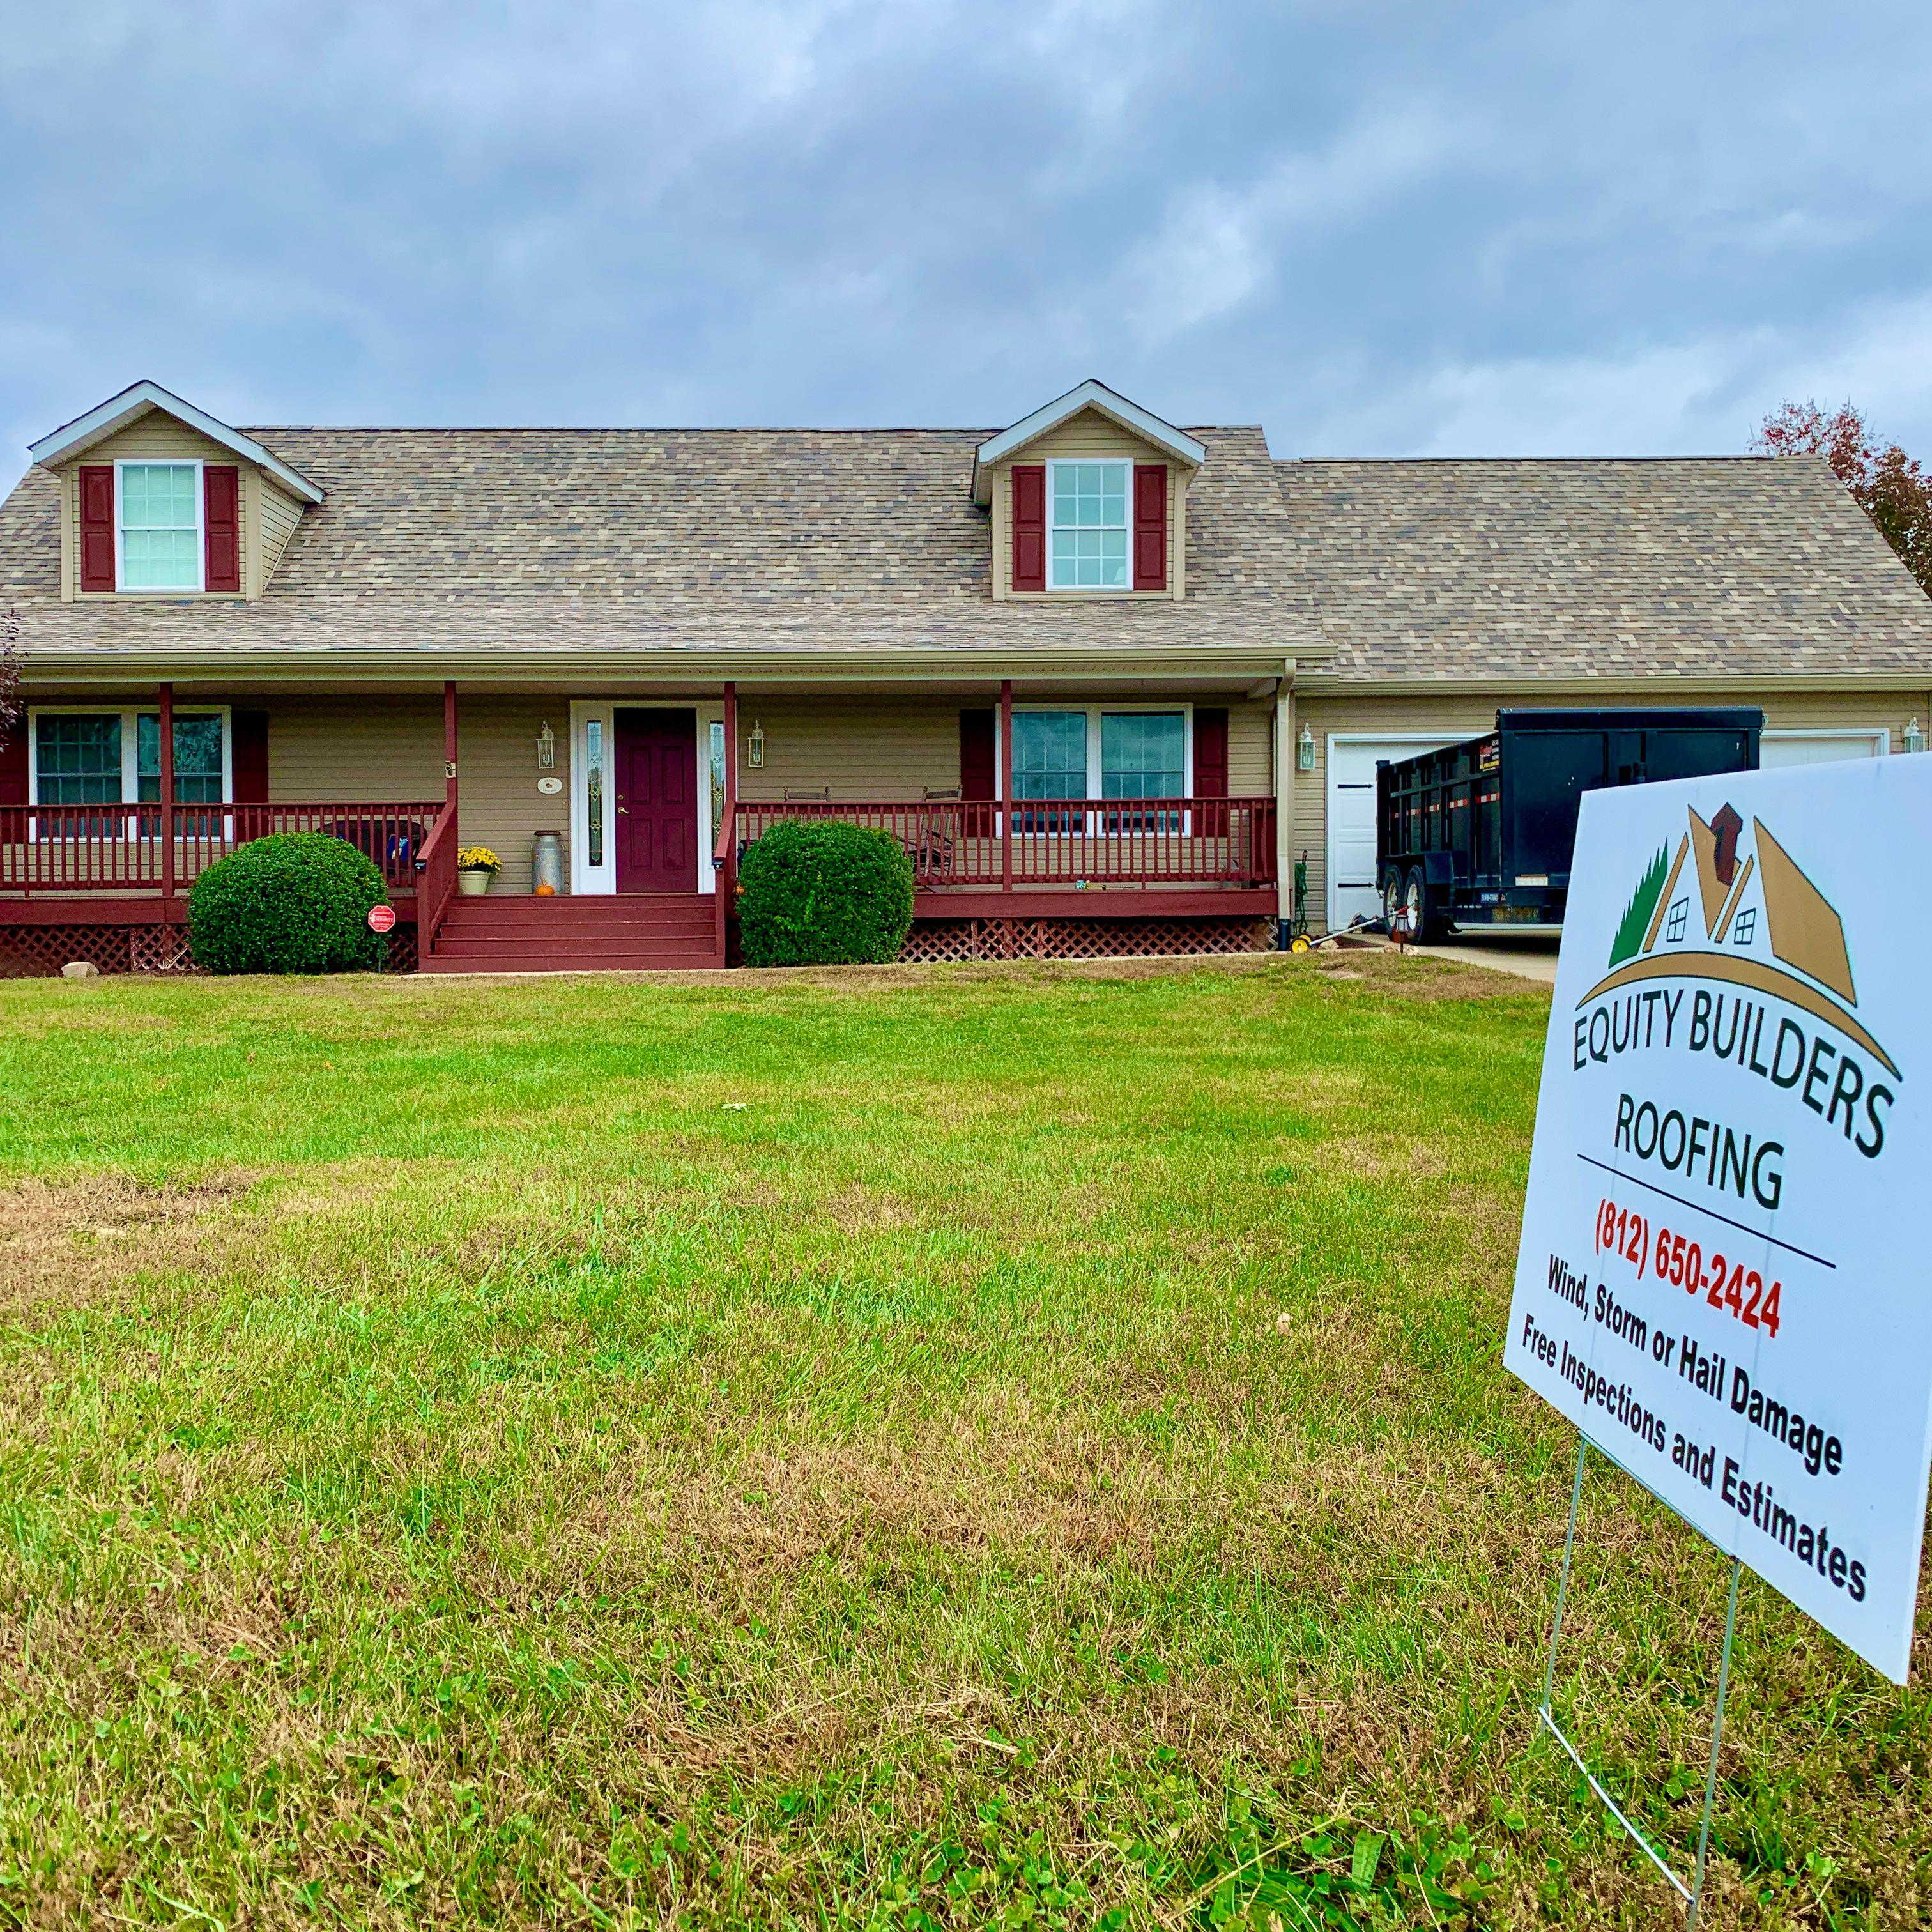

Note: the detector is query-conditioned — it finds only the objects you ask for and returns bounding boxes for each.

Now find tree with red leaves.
[1754,401,1932,599]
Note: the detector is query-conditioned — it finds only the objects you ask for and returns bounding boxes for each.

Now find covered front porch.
[1,668,1296,973]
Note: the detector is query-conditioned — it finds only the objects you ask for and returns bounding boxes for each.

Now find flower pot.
[457,870,493,897]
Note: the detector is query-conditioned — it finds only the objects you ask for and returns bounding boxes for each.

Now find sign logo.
[1575,803,1897,1080]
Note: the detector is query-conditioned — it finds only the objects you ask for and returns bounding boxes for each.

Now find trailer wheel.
[1381,871,1404,926]
[1402,869,1443,944]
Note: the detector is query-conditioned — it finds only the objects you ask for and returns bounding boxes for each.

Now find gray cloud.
[3,0,1930,486]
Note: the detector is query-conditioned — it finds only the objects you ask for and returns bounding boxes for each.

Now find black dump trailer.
[1376,708,1762,939]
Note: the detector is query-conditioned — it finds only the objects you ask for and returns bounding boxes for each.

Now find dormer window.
[1049,461,1129,589]
[31,380,323,599]
[118,463,203,590]
[974,383,1204,601]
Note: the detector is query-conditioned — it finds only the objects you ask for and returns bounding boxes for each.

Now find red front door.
[615,709,698,893]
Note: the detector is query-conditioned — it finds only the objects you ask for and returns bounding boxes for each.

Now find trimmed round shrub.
[188,832,388,975]
[737,820,915,967]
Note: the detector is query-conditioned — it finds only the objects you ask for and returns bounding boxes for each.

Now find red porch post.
[999,678,1013,893]
[157,680,175,910]
[443,680,459,836]
[721,680,739,963]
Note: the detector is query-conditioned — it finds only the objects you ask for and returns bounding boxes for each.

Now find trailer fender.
[1420,852,1457,889]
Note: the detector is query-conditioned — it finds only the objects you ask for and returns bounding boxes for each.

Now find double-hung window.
[1101,711,1185,828]
[31,709,228,834]
[1011,711,1089,830]
[1008,708,1190,830]
[1048,462,1128,589]
[119,463,203,591]
[34,716,123,836]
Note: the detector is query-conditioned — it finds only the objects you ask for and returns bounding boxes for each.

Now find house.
[1,377,1927,975]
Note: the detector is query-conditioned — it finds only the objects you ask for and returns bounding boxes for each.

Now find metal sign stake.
[1537,1429,1744,1924]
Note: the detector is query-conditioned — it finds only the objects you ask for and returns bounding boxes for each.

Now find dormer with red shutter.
[970,380,1206,602]
[26,380,323,602]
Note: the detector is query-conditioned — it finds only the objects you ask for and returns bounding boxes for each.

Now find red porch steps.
[419,894,721,974]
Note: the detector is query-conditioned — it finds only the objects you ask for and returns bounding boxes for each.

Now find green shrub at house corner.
[737,819,914,967]
[188,832,388,974]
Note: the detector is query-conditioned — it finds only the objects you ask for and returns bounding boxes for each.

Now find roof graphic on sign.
[1579,801,1897,1078]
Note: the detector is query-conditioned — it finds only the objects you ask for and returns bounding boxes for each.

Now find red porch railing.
[731,797,1278,891]
[712,801,735,963]
[0,801,446,896]
[413,804,460,953]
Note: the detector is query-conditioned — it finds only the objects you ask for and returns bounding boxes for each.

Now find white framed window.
[1048,461,1129,589]
[116,461,204,592]
[1004,705,1192,827]
[28,706,231,811]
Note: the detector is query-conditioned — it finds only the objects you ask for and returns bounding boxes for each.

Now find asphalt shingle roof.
[3,420,1927,680]
[1275,455,1932,680]
[0,422,1314,664]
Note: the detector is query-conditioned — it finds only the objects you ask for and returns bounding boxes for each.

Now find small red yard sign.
[367,904,397,933]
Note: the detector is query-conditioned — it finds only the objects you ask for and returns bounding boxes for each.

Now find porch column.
[723,678,739,886]
[999,678,1013,893]
[158,680,176,908]
[443,680,459,836]
[1276,663,1296,938]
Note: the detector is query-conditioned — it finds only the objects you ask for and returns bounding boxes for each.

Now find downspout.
[1275,659,1296,944]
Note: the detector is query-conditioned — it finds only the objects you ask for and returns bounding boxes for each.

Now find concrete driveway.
[1412,931,1561,983]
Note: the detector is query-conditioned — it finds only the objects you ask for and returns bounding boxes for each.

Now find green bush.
[188,833,388,976]
[737,819,915,967]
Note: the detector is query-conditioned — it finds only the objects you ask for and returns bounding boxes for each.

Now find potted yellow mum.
[456,846,501,897]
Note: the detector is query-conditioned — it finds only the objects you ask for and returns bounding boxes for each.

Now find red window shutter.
[1133,464,1168,591]
[960,709,996,801]
[204,466,241,593]
[231,711,270,803]
[1194,709,1229,799]
[0,726,26,808]
[1011,464,1046,592]
[79,465,116,592]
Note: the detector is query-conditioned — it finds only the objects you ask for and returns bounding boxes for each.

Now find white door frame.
[569,700,721,896]
[1324,730,1461,931]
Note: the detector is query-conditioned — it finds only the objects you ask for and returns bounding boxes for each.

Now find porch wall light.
[536,719,556,769]
[1297,722,1315,772]
[1906,717,1925,755]
[749,721,765,769]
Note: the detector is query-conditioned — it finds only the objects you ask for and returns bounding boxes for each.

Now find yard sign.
[1506,751,1932,1683]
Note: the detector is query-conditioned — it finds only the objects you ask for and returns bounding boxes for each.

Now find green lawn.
[0,955,1924,1929]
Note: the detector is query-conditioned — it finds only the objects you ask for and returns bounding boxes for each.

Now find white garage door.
[1761,730,1888,769]
[1326,734,1460,930]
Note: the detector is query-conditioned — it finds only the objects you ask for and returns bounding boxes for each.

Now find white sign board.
[1505,752,1932,1682]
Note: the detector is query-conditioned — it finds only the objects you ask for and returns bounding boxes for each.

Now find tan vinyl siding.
[266,696,445,801]
[55,412,252,602]
[991,408,1188,601]
[456,697,572,895]
[735,697,962,801]
[1291,687,1925,931]
[732,694,1266,802]
[261,696,567,895]
[1227,700,1275,794]
[259,479,304,589]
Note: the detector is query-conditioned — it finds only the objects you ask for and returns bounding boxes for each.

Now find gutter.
[15,639,1331,689]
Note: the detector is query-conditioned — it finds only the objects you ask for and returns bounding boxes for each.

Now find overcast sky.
[4,0,1931,487]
